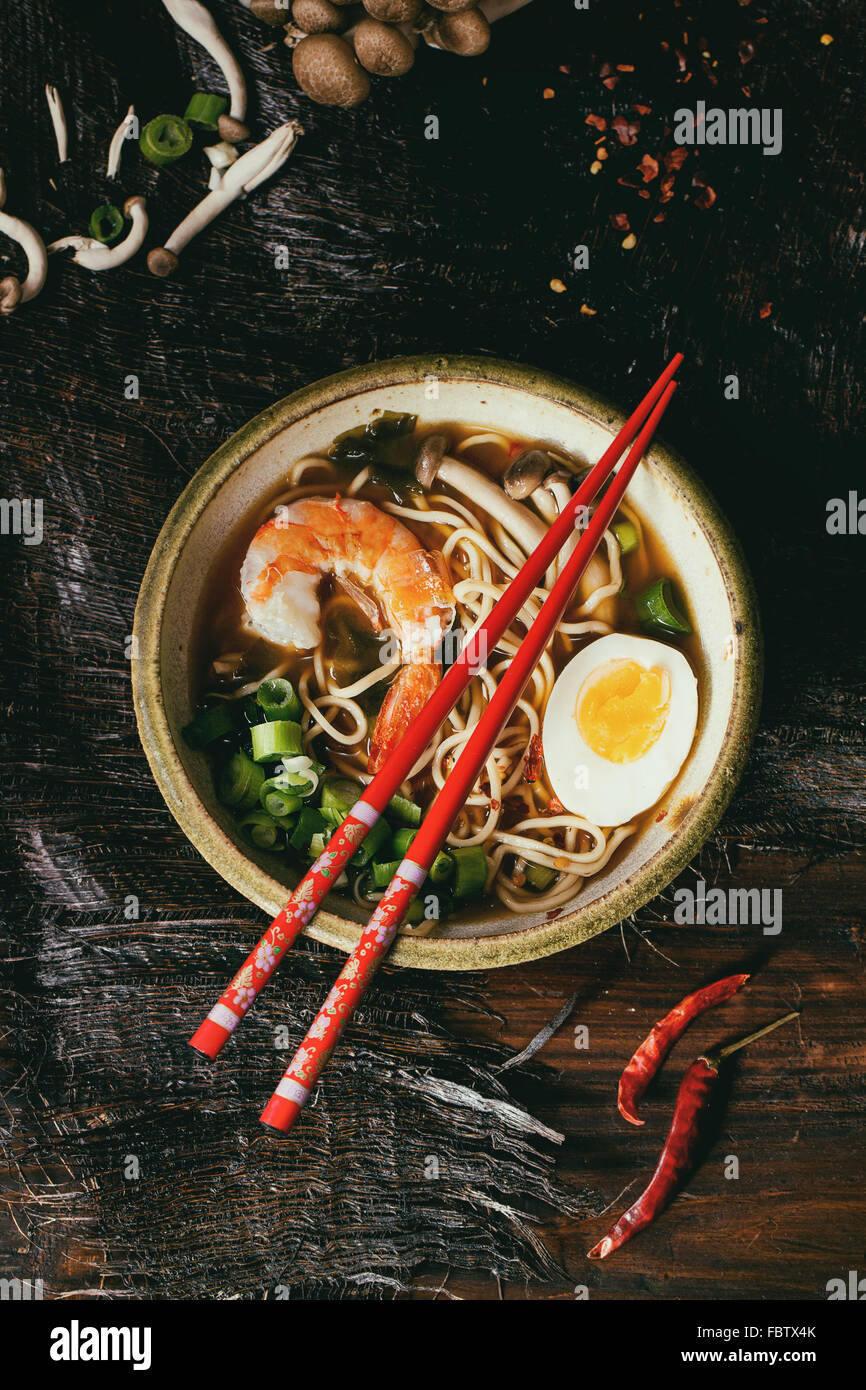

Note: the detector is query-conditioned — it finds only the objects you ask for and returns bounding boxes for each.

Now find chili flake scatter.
[759,301,773,318]
[549,278,567,294]
[820,33,834,45]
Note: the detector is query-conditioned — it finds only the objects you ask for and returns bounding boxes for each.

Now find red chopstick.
[260,379,678,1132]
[189,354,682,1061]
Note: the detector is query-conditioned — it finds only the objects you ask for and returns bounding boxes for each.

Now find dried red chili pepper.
[590,1012,799,1260]
[523,734,543,783]
[618,973,749,1125]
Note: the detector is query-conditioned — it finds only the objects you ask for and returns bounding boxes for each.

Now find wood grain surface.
[0,0,863,1301]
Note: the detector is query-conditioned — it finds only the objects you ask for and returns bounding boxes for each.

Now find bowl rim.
[132,353,763,970]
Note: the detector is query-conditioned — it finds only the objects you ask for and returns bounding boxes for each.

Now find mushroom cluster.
[249,0,494,107]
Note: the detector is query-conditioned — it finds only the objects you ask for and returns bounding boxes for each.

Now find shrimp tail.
[368,663,440,774]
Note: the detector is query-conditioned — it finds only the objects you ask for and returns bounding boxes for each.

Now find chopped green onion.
[524,861,557,892]
[183,702,235,749]
[451,845,487,898]
[257,677,302,721]
[218,750,265,810]
[184,91,229,130]
[428,849,454,885]
[612,520,640,555]
[251,720,302,763]
[238,810,285,851]
[289,805,327,853]
[320,777,363,821]
[308,831,328,858]
[390,827,416,858]
[259,777,303,819]
[387,794,422,828]
[351,816,392,866]
[635,577,692,636]
[372,858,402,889]
[89,203,125,245]
[140,114,193,166]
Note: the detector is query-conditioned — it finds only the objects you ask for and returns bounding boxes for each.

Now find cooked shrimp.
[241,496,455,772]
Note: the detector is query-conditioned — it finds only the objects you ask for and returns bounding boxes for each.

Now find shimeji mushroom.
[146,120,303,277]
[353,18,415,75]
[107,105,137,180]
[44,84,69,163]
[48,197,149,271]
[0,169,48,315]
[414,436,547,555]
[504,448,557,500]
[160,0,250,147]
[431,7,491,53]
[292,0,347,33]
[292,34,371,106]
[249,0,293,23]
[362,0,422,19]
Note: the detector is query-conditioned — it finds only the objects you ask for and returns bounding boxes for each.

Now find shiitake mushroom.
[362,0,423,20]
[292,33,372,106]
[353,18,416,76]
[425,0,476,11]
[433,6,490,53]
[292,0,347,33]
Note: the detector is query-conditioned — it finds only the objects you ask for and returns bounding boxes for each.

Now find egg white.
[542,633,699,826]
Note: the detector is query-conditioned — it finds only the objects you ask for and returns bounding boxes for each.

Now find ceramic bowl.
[132,354,762,970]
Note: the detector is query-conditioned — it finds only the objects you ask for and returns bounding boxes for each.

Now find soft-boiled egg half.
[542,634,698,827]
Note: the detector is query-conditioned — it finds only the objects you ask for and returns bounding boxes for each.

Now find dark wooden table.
[1,0,863,1301]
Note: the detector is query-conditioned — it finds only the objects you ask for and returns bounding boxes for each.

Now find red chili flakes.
[759,301,772,318]
[612,114,641,146]
[658,173,676,202]
[663,147,688,171]
[558,63,572,73]
[523,734,543,783]
[638,153,659,182]
[616,64,635,72]
[547,794,566,815]
[599,62,619,90]
[632,104,652,116]
[585,113,607,131]
[692,171,717,209]
[543,87,556,99]
[738,40,756,63]
[610,211,630,230]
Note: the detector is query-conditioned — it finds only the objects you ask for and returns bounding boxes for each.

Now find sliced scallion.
[635,577,692,636]
[182,702,234,749]
[238,810,285,851]
[88,203,125,245]
[218,750,265,811]
[251,720,302,763]
[140,114,193,167]
[612,519,640,555]
[184,92,229,131]
[256,676,302,721]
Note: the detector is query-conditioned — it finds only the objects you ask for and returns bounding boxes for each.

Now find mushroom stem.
[0,169,48,310]
[107,105,136,180]
[45,84,69,163]
[161,0,248,121]
[48,197,149,270]
[157,120,302,262]
[419,445,547,556]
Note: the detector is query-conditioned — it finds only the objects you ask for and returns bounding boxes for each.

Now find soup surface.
[187,414,700,933]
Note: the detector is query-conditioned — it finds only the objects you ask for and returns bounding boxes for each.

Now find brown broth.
[190,417,703,916]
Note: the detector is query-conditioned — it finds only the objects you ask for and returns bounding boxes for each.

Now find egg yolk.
[576,658,671,764]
